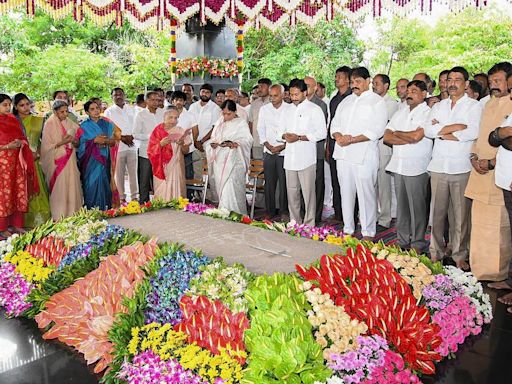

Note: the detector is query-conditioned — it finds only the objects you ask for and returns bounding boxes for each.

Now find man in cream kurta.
[466,63,512,281]
[331,67,388,239]
[279,79,326,226]
[425,67,482,270]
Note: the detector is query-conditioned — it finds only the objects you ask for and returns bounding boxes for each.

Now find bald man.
[305,76,328,225]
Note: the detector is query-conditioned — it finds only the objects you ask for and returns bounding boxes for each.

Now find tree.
[243,16,364,93]
[369,7,512,86]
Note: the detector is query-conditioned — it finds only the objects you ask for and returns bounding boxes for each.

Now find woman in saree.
[41,100,83,220]
[13,93,51,227]
[206,100,253,215]
[0,94,39,238]
[147,107,191,200]
[77,99,120,210]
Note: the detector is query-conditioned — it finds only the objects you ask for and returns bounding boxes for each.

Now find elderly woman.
[13,93,51,227]
[77,99,120,210]
[41,100,83,220]
[147,107,191,200]
[206,99,253,214]
[0,94,38,238]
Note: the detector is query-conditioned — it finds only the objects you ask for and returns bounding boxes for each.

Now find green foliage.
[243,16,364,93]
[243,273,331,384]
[370,7,512,87]
[23,230,146,319]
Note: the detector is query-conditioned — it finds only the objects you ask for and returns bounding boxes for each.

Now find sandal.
[488,281,512,291]
[498,292,512,306]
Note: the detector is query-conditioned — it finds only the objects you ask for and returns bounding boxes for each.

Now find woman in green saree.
[13,93,51,227]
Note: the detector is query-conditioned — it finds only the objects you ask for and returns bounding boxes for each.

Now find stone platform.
[109,210,340,274]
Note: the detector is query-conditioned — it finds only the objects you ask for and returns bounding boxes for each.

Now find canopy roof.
[0,0,491,31]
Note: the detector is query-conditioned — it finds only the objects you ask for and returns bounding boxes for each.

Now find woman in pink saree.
[148,107,192,200]
[40,100,83,220]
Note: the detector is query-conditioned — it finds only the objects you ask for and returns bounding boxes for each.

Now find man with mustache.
[383,80,432,253]
[488,70,512,310]
[330,67,388,240]
[189,84,221,183]
[466,62,512,282]
[425,66,483,270]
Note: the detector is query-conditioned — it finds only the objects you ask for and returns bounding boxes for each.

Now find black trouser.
[263,153,288,216]
[138,156,153,203]
[184,152,194,180]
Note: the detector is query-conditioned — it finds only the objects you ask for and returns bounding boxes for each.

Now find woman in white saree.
[206,100,253,214]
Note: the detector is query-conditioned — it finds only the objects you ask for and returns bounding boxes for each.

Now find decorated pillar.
[174,15,239,93]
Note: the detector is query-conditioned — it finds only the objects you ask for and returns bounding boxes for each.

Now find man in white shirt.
[384,80,432,253]
[189,83,221,181]
[132,91,165,203]
[225,88,249,122]
[104,87,138,202]
[395,78,409,109]
[425,66,483,270]
[258,84,293,219]
[331,67,388,240]
[373,74,399,229]
[249,78,272,159]
[279,79,326,226]
[171,91,198,181]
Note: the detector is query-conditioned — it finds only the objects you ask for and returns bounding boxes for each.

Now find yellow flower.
[178,196,189,210]
[5,250,54,284]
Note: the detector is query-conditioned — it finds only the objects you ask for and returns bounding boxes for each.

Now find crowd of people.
[1,62,512,310]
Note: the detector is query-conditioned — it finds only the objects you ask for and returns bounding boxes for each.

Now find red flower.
[241,216,252,224]
[296,244,442,375]
[175,295,249,364]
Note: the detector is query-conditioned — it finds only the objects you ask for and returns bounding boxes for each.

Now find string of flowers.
[236,14,244,83]
[145,249,210,325]
[169,17,178,85]
[174,57,239,79]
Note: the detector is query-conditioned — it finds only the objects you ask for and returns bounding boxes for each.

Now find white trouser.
[337,152,378,237]
[115,150,139,201]
[323,160,333,208]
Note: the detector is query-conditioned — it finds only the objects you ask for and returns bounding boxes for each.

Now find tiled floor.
[0,284,511,384]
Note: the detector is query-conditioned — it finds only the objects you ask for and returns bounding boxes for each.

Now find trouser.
[328,155,342,221]
[0,212,24,231]
[378,140,393,227]
[184,152,194,180]
[263,153,287,216]
[430,172,471,262]
[504,190,512,286]
[115,150,139,201]
[138,156,153,204]
[192,150,206,179]
[395,173,430,252]
[286,164,316,226]
[469,200,512,281]
[315,158,325,224]
[337,156,378,237]
[324,160,333,208]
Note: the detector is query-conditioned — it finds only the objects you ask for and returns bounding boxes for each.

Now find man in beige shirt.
[466,62,512,281]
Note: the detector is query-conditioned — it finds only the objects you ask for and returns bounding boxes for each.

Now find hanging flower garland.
[169,17,178,85]
[173,57,240,79]
[236,13,244,84]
